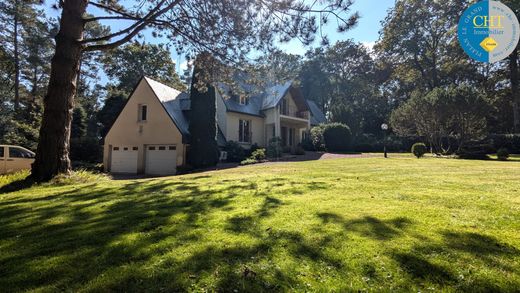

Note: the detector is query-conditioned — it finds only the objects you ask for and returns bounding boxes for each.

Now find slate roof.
[143,76,327,144]
[144,77,190,141]
[219,80,312,118]
[307,100,327,125]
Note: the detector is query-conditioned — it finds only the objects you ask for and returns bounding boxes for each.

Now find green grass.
[0,157,519,292]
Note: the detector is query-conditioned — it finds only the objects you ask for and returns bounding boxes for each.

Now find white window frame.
[238,119,252,143]
[239,95,249,105]
[138,104,148,122]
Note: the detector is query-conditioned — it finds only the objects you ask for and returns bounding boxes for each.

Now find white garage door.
[111,146,138,174]
[145,145,177,175]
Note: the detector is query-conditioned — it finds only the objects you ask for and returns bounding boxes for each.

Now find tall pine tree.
[187,56,219,168]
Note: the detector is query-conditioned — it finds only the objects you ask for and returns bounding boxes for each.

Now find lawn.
[0,156,519,292]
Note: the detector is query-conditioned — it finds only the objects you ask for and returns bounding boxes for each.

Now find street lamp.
[381,123,389,158]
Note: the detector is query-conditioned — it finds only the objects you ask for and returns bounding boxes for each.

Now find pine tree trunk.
[511,48,520,133]
[31,0,88,182]
[13,0,20,111]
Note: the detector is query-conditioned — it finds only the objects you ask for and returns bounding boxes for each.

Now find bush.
[240,148,267,165]
[250,148,266,160]
[457,141,494,160]
[70,137,103,163]
[490,134,520,154]
[240,158,260,165]
[310,125,326,151]
[300,136,315,151]
[497,148,510,161]
[266,137,283,158]
[248,143,261,156]
[411,143,427,158]
[224,141,246,162]
[322,123,352,152]
[291,145,306,155]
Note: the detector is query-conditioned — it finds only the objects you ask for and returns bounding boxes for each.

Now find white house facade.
[103,76,326,175]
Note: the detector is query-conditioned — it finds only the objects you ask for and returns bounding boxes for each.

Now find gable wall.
[103,80,185,173]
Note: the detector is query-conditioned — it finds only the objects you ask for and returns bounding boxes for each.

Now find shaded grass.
[0,157,519,292]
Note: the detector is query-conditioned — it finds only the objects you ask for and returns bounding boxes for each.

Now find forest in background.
[1,0,519,164]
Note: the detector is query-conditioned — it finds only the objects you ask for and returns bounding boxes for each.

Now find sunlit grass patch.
[0,156,519,291]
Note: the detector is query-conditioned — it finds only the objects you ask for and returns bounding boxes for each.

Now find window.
[132,147,138,151]
[139,104,148,121]
[9,147,33,158]
[239,119,251,143]
[113,147,119,151]
[158,146,166,150]
[0,147,4,158]
[149,146,156,150]
[281,98,288,115]
[169,146,176,150]
[239,95,249,105]
[123,147,128,151]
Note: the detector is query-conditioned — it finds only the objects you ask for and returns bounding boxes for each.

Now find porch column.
[275,106,281,138]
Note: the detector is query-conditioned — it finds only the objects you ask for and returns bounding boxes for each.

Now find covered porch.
[265,116,310,148]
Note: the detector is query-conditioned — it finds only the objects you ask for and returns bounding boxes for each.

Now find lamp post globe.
[381,123,388,158]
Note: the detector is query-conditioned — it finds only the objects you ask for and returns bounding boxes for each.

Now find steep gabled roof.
[261,81,293,110]
[307,100,327,126]
[144,77,190,142]
[218,80,311,117]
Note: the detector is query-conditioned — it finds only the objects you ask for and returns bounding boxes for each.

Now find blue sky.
[44,0,395,73]
[278,0,395,56]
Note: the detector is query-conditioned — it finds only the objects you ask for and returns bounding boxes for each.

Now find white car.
[0,145,36,175]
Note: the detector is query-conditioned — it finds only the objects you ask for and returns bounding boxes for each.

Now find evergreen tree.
[104,42,186,92]
[71,107,87,139]
[187,56,219,168]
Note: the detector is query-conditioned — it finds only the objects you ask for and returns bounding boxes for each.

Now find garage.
[110,146,138,174]
[145,145,177,175]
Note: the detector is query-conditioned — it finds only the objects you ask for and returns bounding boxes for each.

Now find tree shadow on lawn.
[1,177,519,291]
[0,178,258,291]
[0,176,333,291]
[315,211,520,290]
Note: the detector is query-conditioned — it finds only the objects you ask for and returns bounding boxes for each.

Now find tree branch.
[84,0,181,51]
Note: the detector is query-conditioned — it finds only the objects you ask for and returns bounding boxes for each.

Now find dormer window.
[139,104,147,121]
[239,95,249,105]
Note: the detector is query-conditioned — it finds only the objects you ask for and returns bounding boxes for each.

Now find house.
[103,76,326,175]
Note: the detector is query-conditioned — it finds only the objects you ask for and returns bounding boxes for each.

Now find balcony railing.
[280,105,309,119]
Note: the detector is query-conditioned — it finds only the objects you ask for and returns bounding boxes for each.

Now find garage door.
[111,146,138,174]
[145,145,177,175]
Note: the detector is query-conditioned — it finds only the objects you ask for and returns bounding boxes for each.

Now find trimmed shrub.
[282,146,292,153]
[248,143,261,156]
[322,123,352,152]
[457,141,494,160]
[240,148,267,165]
[310,125,326,151]
[250,148,266,161]
[411,143,427,158]
[224,141,246,162]
[497,148,510,161]
[266,137,283,158]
